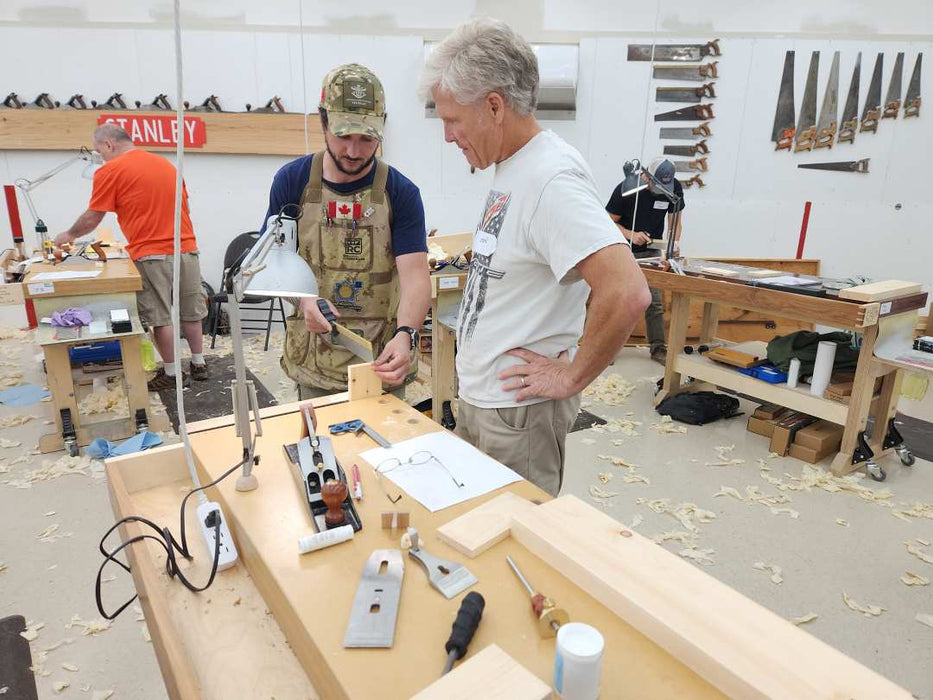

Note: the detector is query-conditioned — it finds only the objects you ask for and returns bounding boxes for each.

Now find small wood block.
[410,644,551,700]
[436,492,538,558]
[703,347,765,368]
[347,363,382,402]
[381,511,410,529]
[700,266,740,277]
[746,268,784,278]
[838,280,923,302]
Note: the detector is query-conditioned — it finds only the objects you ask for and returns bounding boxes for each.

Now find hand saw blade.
[883,52,905,118]
[664,139,709,156]
[838,53,861,143]
[656,83,716,103]
[860,53,884,132]
[814,52,841,148]
[672,157,708,173]
[772,51,796,149]
[332,324,374,362]
[652,62,718,81]
[794,51,820,152]
[628,39,720,62]
[797,158,870,173]
[660,123,712,140]
[343,550,404,648]
[904,53,922,117]
[654,104,715,121]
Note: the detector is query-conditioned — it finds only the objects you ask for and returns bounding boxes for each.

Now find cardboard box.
[789,441,836,464]
[794,420,844,453]
[747,416,778,438]
[769,412,817,456]
[753,403,787,421]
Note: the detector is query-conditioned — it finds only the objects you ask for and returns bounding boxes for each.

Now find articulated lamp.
[226,205,318,492]
[620,158,683,269]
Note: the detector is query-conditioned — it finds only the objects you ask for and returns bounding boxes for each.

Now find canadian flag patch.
[327,200,362,220]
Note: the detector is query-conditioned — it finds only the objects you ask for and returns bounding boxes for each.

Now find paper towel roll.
[787,358,801,388]
[810,341,837,396]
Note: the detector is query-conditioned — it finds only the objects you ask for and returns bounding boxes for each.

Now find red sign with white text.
[97,114,207,148]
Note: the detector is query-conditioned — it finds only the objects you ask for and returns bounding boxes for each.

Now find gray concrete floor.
[1,309,931,698]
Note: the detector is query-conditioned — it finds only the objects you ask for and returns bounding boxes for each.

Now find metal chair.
[209,231,287,351]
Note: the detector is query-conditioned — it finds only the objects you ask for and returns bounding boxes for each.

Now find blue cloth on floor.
[0,384,51,406]
[84,431,163,459]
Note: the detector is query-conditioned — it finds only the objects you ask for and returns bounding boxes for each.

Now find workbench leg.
[866,367,903,457]
[38,344,79,453]
[121,335,149,425]
[699,302,720,345]
[655,292,691,407]
[830,325,880,477]
[432,322,456,424]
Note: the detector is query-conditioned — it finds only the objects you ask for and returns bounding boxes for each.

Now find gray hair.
[420,17,539,116]
[93,123,132,143]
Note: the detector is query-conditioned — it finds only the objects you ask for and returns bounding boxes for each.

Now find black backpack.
[656,391,741,425]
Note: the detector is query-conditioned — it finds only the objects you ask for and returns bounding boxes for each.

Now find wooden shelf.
[674,341,849,425]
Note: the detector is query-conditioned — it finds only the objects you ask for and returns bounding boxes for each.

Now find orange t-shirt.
[88,149,197,260]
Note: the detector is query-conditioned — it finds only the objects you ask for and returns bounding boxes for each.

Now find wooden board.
[511,496,911,700]
[838,280,924,302]
[0,109,324,156]
[436,492,541,558]
[22,258,141,298]
[411,644,552,700]
[348,362,383,401]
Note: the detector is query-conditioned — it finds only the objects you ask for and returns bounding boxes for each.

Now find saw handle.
[700,82,716,98]
[702,62,719,79]
[696,104,715,120]
[316,297,340,335]
[706,39,721,57]
[445,592,486,662]
[694,122,712,137]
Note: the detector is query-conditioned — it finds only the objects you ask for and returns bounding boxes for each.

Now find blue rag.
[0,384,51,406]
[84,431,163,459]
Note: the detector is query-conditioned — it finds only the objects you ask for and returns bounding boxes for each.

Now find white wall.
[1,1,931,293]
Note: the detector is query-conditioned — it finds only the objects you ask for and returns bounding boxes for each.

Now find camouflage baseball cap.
[320,63,386,141]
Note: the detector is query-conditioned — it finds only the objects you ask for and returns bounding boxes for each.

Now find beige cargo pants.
[455,395,581,497]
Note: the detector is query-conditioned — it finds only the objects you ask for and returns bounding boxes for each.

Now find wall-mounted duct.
[424,42,578,120]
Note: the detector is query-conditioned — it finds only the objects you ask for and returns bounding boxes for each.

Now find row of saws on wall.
[628,39,722,188]
[773,50,922,175]
[0,93,291,113]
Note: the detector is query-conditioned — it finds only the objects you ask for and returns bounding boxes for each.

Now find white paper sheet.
[359,431,521,512]
[30,270,102,281]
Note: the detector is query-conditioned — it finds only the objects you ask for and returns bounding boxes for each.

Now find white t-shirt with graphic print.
[456,130,626,409]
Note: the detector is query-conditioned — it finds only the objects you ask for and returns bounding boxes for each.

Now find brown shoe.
[148,368,190,391]
[190,361,209,381]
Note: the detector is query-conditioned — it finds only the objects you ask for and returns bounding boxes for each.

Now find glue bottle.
[554,622,604,699]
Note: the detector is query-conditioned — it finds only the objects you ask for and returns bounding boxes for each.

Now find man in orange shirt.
[55,124,208,390]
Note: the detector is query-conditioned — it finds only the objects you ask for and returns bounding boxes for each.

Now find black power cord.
[95,457,247,620]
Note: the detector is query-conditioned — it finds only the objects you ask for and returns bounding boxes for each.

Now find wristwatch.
[394,326,419,351]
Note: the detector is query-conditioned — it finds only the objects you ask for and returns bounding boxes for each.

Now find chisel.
[441,591,486,675]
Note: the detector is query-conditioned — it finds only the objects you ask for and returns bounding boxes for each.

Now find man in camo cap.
[261,63,431,400]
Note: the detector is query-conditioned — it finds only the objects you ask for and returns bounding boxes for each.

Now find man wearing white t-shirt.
[420,18,651,496]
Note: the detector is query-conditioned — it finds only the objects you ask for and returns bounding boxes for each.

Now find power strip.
[196,501,238,571]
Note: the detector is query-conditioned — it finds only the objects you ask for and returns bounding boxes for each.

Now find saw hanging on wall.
[672,157,708,173]
[814,51,841,149]
[904,53,922,117]
[655,104,715,121]
[664,140,709,157]
[681,174,705,188]
[798,158,870,173]
[628,39,720,62]
[772,51,796,150]
[794,51,820,152]
[860,53,884,133]
[660,122,712,140]
[656,83,716,103]
[653,62,718,81]
[838,53,861,144]
[882,52,905,119]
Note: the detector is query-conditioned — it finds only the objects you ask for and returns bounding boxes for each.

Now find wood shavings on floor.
[843,591,886,617]
[918,538,932,546]
[78,384,129,418]
[628,514,643,529]
[596,454,650,485]
[52,681,69,693]
[60,662,78,672]
[652,531,697,547]
[892,502,933,522]
[581,374,636,406]
[649,415,687,435]
[713,486,744,501]
[604,417,641,436]
[637,497,716,533]
[597,472,612,484]
[836,519,849,527]
[678,547,715,565]
[916,613,933,629]
[0,438,21,448]
[589,485,619,500]
[65,614,111,636]
[790,613,819,626]
[904,540,933,565]
[37,524,72,543]
[0,414,34,429]
[706,444,745,466]
[900,571,930,586]
[91,690,115,700]
[19,620,44,641]
[753,561,784,584]
[0,561,6,573]
[5,454,102,489]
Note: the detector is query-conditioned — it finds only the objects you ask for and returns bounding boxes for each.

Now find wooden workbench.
[646,261,928,477]
[106,394,726,699]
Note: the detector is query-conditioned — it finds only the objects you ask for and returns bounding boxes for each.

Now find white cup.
[554,622,604,700]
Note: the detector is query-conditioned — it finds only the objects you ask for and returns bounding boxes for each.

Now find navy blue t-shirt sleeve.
[260,155,312,232]
[385,168,427,256]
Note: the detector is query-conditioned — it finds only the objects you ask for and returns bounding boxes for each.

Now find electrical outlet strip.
[196,501,238,571]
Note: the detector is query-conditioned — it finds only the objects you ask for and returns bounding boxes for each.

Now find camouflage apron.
[280,153,398,391]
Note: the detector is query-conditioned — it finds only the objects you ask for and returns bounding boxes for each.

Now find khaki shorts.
[135,252,207,328]
[455,394,582,498]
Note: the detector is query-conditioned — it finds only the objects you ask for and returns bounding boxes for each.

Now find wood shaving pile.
[65,614,111,636]
[758,464,894,506]
[589,485,619,500]
[629,514,643,529]
[917,613,933,629]
[790,613,819,626]
[5,454,101,489]
[678,547,715,565]
[753,561,784,584]
[892,502,933,522]
[0,414,34,428]
[0,438,21,448]
[904,541,933,565]
[596,454,650,485]
[713,486,744,501]
[706,444,745,467]
[842,592,886,617]
[597,454,638,469]
[900,571,930,586]
[0,326,32,340]
[653,531,697,547]
[582,374,636,406]
[637,497,716,533]
[918,538,932,546]
[603,417,642,436]
[650,415,687,435]
[78,384,129,417]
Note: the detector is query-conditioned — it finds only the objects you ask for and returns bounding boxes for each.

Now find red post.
[796,201,812,259]
[3,185,37,328]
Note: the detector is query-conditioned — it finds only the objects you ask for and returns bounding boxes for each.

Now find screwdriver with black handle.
[441,591,486,675]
